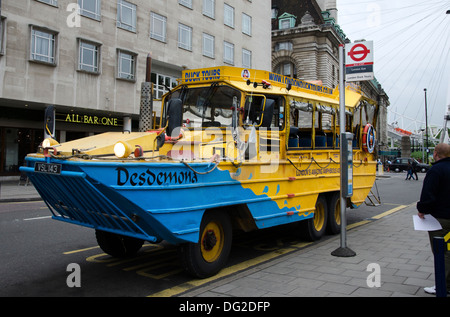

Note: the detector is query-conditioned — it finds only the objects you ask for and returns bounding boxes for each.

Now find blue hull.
[21,156,312,245]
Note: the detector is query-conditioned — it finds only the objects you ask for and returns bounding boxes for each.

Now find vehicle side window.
[243,95,285,130]
[268,97,285,130]
[243,95,265,126]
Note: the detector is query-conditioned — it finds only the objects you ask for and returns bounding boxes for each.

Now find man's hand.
[418,212,426,219]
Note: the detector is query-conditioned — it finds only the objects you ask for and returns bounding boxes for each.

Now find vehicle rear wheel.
[326,192,341,235]
[299,195,328,241]
[95,230,144,258]
[178,210,232,278]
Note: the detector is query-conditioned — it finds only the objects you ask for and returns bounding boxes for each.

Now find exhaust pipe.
[139,53,153,132]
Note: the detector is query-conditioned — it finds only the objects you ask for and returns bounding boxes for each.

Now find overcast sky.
[337,0,450,132]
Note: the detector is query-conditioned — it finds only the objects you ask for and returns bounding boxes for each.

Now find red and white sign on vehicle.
[345,41,374,82]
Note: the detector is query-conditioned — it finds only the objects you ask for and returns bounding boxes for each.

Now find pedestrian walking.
[416,143,450,295]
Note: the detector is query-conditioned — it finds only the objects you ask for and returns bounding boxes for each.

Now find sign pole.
[332,44,356,257]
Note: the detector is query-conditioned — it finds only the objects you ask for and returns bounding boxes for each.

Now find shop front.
[0,105,137,177]
[0,127,43,175]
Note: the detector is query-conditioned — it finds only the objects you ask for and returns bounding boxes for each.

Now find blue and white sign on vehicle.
[345,41,374,82]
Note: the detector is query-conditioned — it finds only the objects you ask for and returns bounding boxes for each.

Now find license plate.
[34,162,62,175]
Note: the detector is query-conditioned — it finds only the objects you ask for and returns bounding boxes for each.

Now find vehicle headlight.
[114,141,132,158]
[42,138,60,148]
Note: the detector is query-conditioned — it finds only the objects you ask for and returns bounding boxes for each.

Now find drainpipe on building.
[139,53,153,132]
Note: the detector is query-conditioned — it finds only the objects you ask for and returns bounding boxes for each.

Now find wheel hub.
[202,230,217,251]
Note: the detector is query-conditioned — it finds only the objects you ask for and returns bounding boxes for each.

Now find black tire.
[326,192,341,235]
[178,211,232,278]
[299,195,328,241]
[95,230,144,258]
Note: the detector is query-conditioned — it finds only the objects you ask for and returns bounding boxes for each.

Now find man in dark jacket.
[417,143,450,295]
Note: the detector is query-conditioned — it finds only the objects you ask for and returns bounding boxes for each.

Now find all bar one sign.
[57,113,122,126]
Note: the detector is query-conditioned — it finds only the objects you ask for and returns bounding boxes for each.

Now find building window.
[202,33,215,58]
[117,49,137,81]
[242,13,252,36]
[36,0,58,6]
[242,49,251,68]
[280,19,291,29]
[117,0,136,32]
[278,13,296,30]
[224,4,234,28]
[275,41,293,51]
[179,0,192,9]
[150,12,166,42]
[78,39,100,73]
[275,62,297,78]
[223,41,234,65]
[78,0,101,20]
[178,23,192,51]
[30,26,57,65]
[332,65,336,84]
[151,73,178,99]
[203,0,214,19]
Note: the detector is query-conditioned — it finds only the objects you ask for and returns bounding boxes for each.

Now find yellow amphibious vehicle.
[22,66,378,278]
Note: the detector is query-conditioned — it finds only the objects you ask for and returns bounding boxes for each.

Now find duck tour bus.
[21,66,379,278]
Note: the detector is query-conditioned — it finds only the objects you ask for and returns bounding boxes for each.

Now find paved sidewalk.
[0,180,41,202]
[180,203,437,297]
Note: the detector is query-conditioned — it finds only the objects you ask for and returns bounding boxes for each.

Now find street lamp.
[424,88,429,164]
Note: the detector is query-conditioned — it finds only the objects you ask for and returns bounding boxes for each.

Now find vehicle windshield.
[163,84,241,128]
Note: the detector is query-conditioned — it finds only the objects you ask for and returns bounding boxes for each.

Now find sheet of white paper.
[413,215,443,231]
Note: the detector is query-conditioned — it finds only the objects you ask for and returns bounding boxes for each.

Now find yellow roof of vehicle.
[179,66,371,108]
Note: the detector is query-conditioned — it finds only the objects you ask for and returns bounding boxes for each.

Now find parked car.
[389,157,430,173]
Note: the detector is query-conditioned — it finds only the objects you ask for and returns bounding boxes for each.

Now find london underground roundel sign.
[348,44,371,62]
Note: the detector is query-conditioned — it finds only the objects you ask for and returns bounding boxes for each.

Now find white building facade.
[0,0,271,176]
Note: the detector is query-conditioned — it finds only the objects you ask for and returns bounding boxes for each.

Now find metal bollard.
[433,237,447,297]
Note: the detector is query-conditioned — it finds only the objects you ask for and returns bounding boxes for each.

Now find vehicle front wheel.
[178,211,232,278]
